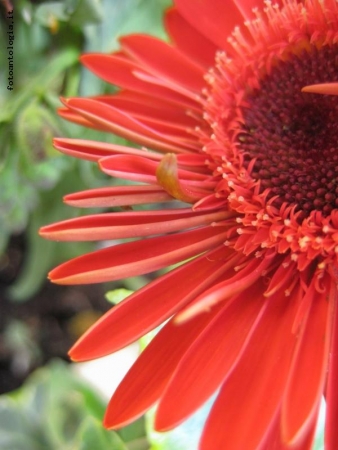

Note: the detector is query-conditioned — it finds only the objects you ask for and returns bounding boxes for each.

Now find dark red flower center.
[238,46,338,218]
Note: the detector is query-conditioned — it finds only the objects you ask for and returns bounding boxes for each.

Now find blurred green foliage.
[0,359,147,450]
[0,0,171,301]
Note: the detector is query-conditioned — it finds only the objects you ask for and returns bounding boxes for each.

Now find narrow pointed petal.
[58,107,105,131]
[260,406,318,450]
[282,281,333,445]
[81,54,201,110]
[325,282,338,450]
[176,252,274,322]
[155,281,266,430]
[104,303,224,429]
[53,138,162,162]
[120,35,205,93]
[99,90,200,127]
[99,154,210,186]
[48,226,229,285]
[199,286,302,450]
[174,0,246,50]
[63,185,173,208]
[176,153,211,174]
[165,8,218,68]
[302,83,338,95]
[232,0,268,21]
[264,260,297,297]
[63,98,198,153]
[40,209,228,241]
[99,155,159,184]
[69,246,230,361]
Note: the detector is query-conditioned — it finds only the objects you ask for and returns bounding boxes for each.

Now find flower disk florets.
[240,46,338,217]
[203,0,338,267]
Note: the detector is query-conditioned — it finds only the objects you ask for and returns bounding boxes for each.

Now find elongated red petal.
[174,0,246,50]
[302,83,338,95]
[176,252,274,322]
[40,209,228,241]
[325,278,338,450]
[264,260,297,297]
[69,246,230,361]
[104,302,225,429]
[155,281,266,430]
[260,405,318,450]
[57,108,99,130]
[120,35,205,94]
[165,8,218,68]
[63,185,173,208]
[232,0,268,21]
[99,154,211,187]
[81,54,200,110]
[53,138,162,162]
[48,225,228,284]
[63,98,198,153]
[199,285,302,450]
[99,91,199,127]
[281,280,332,445]
[99,155,159,184]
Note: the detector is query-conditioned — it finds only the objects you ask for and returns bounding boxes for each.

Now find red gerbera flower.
[40,0,338,448]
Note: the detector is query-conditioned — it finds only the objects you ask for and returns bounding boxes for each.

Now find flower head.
[40,0,338,448]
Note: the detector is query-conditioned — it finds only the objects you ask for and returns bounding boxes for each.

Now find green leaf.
[80,0,172,97]
[77,416,128,450]
[34,2,69,25]
[0,47,78,123]
[7,165,94,301]
[117,417,147,444]
[0,360,110,449]
[105,288,134,305]
[66,0,103,26]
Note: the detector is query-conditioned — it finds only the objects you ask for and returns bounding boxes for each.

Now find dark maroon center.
[238,46,338,218]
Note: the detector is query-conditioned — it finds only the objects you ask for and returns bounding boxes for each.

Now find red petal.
[40,209,228,241]
[97,95,198,140]
[176,153,211,174]
[69,245,230,361]
[176,252,274,322]
[199,284,302,450]
[264,260,297,297]
[174,0,246,50]
[99,155,159,184]
[281,281,332,444]
[63,185,173,208]
[302,83,338,95]
[99,154,211,185]
[58,107,107,131]
[325,281,338,450]
[63,98,198,153]
[120,35,205,94]
[81,54,201,111]
[48,225,229,284]
[155,280,266,430]
[53,138,162,162]
[232,0,267,21]
[99,90,199,127]
[104,302,225,429]
[260,405,318,450]
[165,8,217,68]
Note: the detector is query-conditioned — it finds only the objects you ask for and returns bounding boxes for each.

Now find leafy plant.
[0,0,172,300]
[0,359,147,450]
